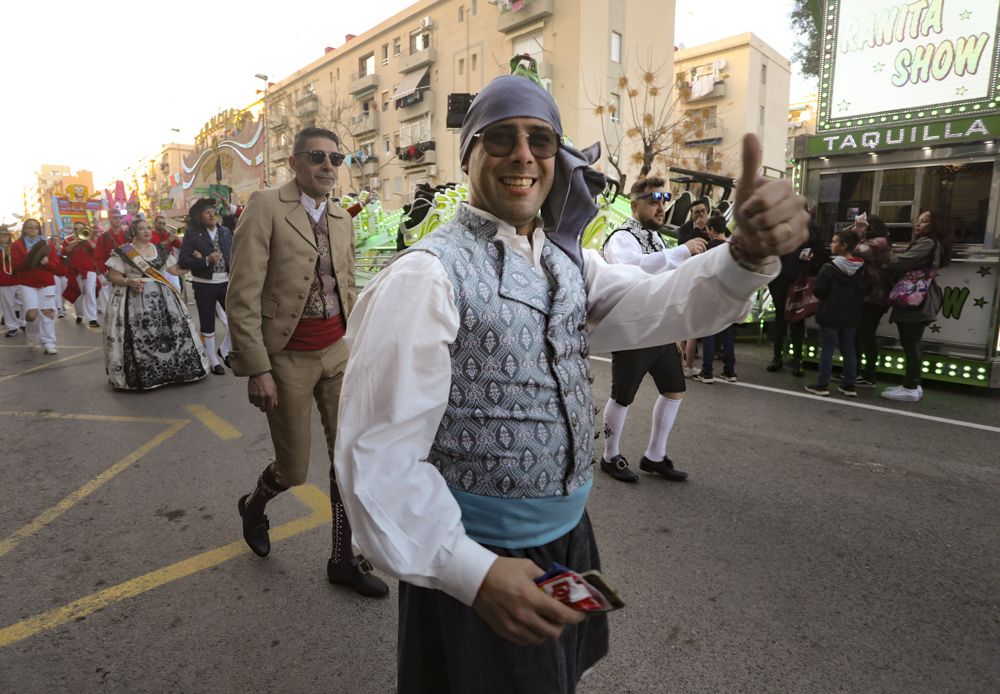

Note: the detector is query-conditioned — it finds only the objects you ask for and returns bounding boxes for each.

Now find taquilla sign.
[817,0,1000,131]
[806,114,1000,155]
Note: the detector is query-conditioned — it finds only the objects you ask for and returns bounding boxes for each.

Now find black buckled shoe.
[599,455,639,483]
[238,495,270,557]
[327,556,390,598]
[639,456,689,482]
[211,364,226,375]
[217,349,231,369]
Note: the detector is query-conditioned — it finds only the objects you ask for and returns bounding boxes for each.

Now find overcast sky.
[0,0,813,223]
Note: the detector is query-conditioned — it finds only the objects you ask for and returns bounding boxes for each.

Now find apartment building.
[786,92,817,176]
[674,33,791,184]
[262,0,674,204]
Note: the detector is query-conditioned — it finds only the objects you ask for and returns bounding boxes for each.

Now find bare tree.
[589,54,733,186]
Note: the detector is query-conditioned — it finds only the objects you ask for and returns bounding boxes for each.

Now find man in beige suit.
[227,126,388,598]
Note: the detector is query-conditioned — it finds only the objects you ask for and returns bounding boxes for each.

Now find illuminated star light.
[837,99,851,112]
[976,266,992,277]
[956,86,969,97]
[973,297,988,308]
[873,62,885,73]
[929,324,942,334]
[959,10,972,20]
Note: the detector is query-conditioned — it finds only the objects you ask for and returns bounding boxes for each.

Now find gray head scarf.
[460,75,607,272]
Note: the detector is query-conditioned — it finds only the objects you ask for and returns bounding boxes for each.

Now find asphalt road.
[1,315,998,693]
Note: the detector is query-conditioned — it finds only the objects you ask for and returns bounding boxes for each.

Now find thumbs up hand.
[730,134,809,267]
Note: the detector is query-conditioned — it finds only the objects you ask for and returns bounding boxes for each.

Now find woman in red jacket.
[11,218,66,354]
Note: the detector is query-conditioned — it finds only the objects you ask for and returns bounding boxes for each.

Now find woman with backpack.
[881,210,954,402]
[852,214,892,386]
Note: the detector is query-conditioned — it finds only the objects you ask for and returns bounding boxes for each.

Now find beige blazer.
[226,179,357,376]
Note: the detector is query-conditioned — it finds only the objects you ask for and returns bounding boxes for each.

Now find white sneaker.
[880,385,921,402]
[42,345,58,355]
[684,366,701,378]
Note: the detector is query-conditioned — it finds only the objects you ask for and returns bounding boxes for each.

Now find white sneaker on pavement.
[43,346,58,355]
[880,385,922,401]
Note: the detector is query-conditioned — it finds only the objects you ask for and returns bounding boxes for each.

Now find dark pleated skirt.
[397,511,608,694]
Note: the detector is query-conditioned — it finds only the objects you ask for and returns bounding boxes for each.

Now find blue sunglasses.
[634,191,672,203]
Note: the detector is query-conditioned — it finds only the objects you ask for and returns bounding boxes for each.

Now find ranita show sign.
[818,0,1000,131]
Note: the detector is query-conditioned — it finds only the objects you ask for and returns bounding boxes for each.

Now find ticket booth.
[791,0,1000,388]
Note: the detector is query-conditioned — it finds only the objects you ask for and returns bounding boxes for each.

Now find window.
[458,57,465,76]
[393,38,401,56]
[761,63,767,84]
[359,53,375,77]
[382,90,389,112]
[383,135,391,155]
[759,105,765,126]
[381,43,389,65]
[394,133,400,150]
[611,31,622,63]
[410,30,431,53]
[471,0,477,14]
[458,5,464,21]
[400,116,432,147]
[609,93,620,124]
[920,162,992,245]
[471,53,478,71]
[336,68,340,80]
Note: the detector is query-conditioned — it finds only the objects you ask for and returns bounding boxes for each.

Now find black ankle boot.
[766,357,783,372]
[792,360,805,377]
[238,495,270,557]
[327,556,390,598]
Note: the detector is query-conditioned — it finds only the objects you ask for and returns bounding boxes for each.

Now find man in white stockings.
[599,176,706,483]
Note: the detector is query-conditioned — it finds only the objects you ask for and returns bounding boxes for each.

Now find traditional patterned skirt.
[397,512,608,694]
[103,281,208,390]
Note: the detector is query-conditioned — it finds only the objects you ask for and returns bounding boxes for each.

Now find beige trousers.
[265,338,349,487]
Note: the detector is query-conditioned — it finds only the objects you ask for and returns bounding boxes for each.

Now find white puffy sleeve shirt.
[603,227,692,273]
[334,207,777,606]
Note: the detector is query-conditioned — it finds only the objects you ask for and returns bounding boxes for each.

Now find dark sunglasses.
[295,150,345,167]
[634,191,672,203]
[473,126,560,159]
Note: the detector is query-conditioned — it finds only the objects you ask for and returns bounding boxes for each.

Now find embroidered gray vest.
[408,207,595,499]
[603,218,665,258]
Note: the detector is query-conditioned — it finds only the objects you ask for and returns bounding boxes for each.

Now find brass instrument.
[75,227,93,241]
[25,240,51,269]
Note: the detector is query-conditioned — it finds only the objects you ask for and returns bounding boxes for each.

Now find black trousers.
[397,513,608,694]
[896,321,928,388]
[855,302,888,381]
[192,281,228,334]
[769,280,805,361]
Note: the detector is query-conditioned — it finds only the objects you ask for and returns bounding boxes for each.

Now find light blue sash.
[450,479,592,549]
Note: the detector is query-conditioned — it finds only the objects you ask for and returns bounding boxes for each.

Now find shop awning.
[394,66,429,101]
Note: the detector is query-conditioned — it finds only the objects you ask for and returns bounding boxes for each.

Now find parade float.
[789,0,1000,388]
[51,184,104,237]
[178,110,265,214]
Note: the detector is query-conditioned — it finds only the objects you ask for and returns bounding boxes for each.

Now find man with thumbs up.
[335,71,807,694]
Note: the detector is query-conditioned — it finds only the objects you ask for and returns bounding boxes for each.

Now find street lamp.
[255,73,270,188]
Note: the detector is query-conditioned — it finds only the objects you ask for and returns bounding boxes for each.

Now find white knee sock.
[25,318,39,344]
[202,333,219,366]
[645,396,682,462]
[602,399,629,460]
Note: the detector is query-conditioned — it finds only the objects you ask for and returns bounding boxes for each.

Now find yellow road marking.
[0,411,186,425]
[0,485,331,648]
[0,347,100,383]
[0,344,97,349]
[185,404,242,440]
[0,419,188,559]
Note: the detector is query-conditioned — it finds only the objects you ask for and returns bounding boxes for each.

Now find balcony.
[497,0,554,33]
[398,89,435,118]
[399,47,436,74]
[296,93,319,116]
[349,111,379,136]
[397,143,436,169]
[361,157,379,177]
[349,71,379,96]
[687,82,727,102]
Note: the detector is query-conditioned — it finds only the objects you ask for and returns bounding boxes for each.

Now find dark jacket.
[178,225,233,280]
[677,220,707,244]
[886,236,942,323]
[855,236,892,306]
[813,257,868,328]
